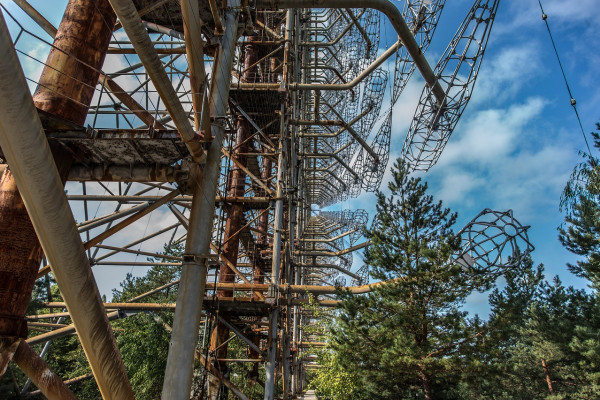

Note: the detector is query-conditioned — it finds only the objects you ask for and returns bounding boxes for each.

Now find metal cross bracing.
[0,0,514,399]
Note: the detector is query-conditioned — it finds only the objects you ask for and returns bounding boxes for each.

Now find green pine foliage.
[314,160,489,400]
[559,125,600,288]
[311,155,600,399]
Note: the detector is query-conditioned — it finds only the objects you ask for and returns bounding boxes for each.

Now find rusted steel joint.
[0,314,28,339]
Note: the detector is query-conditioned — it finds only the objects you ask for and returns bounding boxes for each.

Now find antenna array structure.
[0,0,506,399]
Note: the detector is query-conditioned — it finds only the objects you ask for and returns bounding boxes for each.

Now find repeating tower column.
[207,35,261,399]
[0,0,116,369]
[246,154,273,384]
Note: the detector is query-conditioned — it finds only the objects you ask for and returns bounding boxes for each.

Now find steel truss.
[0,0,515,399]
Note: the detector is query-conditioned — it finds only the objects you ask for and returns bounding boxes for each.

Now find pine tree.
[324,159,487,400]
[459,257,544,399]
[559,125,600,288]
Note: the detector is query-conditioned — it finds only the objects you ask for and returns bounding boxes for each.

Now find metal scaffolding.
[0,0,529,399]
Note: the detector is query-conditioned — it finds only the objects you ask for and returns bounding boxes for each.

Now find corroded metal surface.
[132,0,216,32]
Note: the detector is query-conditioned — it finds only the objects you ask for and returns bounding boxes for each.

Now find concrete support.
[0,7,134,399]
[0,0,116,375]
[161,3,240,399]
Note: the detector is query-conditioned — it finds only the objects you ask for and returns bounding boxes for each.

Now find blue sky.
[2,0,599,312]
[337,0,600,314]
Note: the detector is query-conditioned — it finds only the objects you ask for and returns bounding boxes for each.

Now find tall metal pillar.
[264,8,295,398]
[0,0,116,373]
[264,125,287,400]
[161,3,240,399]
[247,153,272,384]
[206,35,261,399]
[0,6,135,399]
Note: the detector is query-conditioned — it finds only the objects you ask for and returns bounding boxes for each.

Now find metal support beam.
[256,0,446,105]
[161,3,240,398]
[216,314,264,357]
[11,0,57,38]
[12,341,78,400]
[181,0,210,132]
[108,0,206,162]
[37,189,180,278]
[0,11,134,399]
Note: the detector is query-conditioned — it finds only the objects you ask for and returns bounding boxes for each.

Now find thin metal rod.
[37,189,180,278]
[27,312,121,346]
[215,314,264,356]
[11,0,57,37]
[76,201,150,232]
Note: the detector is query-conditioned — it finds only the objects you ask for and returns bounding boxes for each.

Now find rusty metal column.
[264,113,287,400]
[161,2,240,399]
[206,35,261,399]
[264,7,293,398]
[0,7,134,399]
[0,0,116,373]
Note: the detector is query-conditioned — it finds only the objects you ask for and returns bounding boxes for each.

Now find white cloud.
[436,97,546,167]
[436,171,485,204]
[471,42,541,106]
[426,95,578,221]
[496,0,600,34]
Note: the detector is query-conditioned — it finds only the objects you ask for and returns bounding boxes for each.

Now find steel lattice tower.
[0,1,527,399]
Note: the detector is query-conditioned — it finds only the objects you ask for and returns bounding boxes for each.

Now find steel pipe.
[77,201,150,233]
[0,11,134,399]
[201,278,403,295]
[161,2,241,398]
[256,0,446,105]
[181,0,210,132]
[12,341,78,400]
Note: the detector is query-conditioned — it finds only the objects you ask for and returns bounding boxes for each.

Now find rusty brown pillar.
[207,36,260,398]
[0,0,116,373]
[246,155,272,384]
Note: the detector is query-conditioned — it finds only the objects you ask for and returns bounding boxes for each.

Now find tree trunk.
[419,368,433,400]
[542,358,555,395]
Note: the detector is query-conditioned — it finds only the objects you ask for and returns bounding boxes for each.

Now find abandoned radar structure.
[0,0,532,399]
